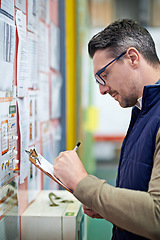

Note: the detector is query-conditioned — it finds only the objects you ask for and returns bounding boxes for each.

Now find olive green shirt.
[73,128,160,240]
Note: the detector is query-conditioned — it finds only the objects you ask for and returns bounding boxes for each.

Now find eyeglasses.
[95,51,127,86]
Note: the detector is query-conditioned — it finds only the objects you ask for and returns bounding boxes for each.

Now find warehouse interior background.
[0,0,160,239]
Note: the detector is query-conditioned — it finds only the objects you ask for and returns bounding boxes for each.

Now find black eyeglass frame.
[95,51,127,86]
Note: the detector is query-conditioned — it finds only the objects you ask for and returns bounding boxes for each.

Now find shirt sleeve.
[73,128,160,240]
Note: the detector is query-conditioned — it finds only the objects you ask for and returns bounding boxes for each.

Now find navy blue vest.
[112,81,160,240]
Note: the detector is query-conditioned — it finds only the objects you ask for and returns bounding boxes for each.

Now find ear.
[126,47,139,69]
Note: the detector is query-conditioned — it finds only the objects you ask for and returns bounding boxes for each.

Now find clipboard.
[25,149,73,193]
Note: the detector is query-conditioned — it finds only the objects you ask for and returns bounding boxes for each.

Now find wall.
[0,1,65,239]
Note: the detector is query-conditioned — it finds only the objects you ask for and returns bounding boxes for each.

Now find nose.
[99,84,110,95]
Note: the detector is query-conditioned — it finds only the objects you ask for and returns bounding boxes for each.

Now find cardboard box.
[21,190,85,240]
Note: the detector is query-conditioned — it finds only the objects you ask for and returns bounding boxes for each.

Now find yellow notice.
[85,106,99,132]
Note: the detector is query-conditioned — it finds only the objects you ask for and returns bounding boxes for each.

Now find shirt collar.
[135,97,142,110]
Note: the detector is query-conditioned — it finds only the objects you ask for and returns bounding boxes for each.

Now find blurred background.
[75,0,160,239]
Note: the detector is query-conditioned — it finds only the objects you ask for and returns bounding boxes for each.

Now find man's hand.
[53,150,88,191]
[83,205,103,219]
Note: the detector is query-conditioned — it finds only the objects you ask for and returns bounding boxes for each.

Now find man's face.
[93,49,140,108]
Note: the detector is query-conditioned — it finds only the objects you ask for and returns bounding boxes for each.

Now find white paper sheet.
[51,122,61,160]
[0,0,14,20]
[27,32,38,89]
[0,102,9,164]
[51,73,62,119]
[38,73,49,122]
[15,0,26,13]
[28,90,39,146]
[16,10,28,97]
[50,22,60,71]
[0,88,17,187]
[36,153,71,192]
[39,21,49,72]
[27,0,39,33]
[40,121,57,190]
[0,18,16,91]
[39,0,49,24]
[17,97,29,184]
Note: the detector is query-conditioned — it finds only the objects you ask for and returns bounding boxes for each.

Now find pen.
[73,142,81,151]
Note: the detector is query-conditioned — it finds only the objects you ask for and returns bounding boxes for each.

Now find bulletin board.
[0,1,65,239]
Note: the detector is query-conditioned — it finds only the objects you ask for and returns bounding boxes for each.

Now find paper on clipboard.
[27,150,73,193]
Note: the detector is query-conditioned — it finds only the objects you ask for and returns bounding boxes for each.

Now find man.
[54,19,160,239]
